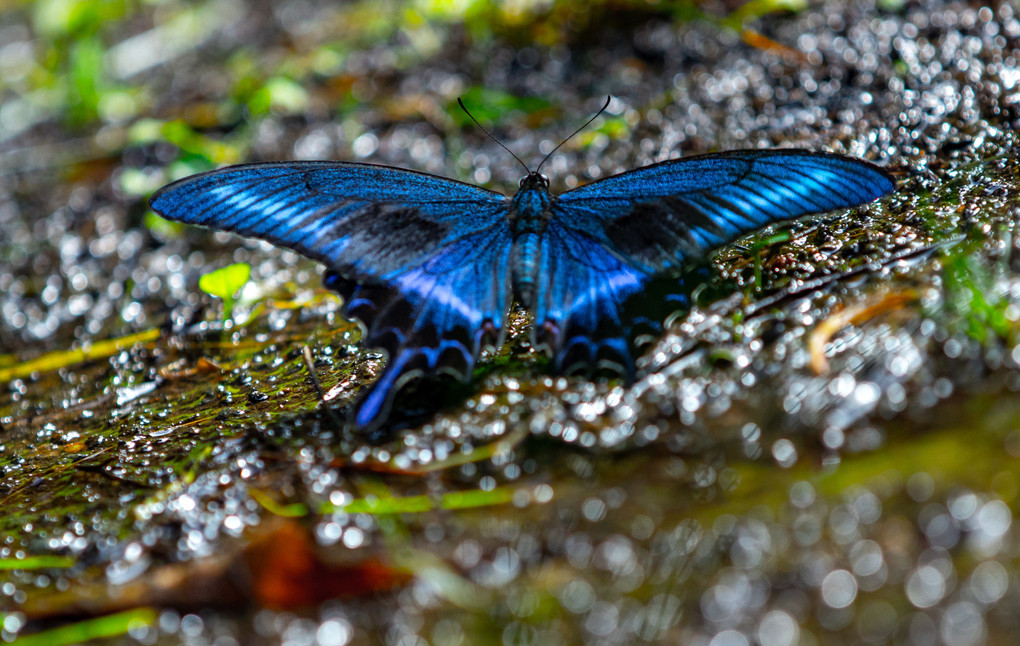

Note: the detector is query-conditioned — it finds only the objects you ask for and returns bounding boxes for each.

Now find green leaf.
[453,88,553,126]
[0,328,161,381]
[248,76,310,116]
[33,0,94,37]
[0,555,76,570]
[724,0,808,29]
[137,119,244,166]
[69,36,106,125]
[12,608,157,646]
[199,263,251,302]
[118,168,162,197]
[320,485,523,515]
[199,263,252,322]
[144,211,186,240]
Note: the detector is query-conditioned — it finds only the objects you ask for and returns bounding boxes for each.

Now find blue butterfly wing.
[556,150,895,272]
[149,162,513,434]
[325,223,512,431]
[149,161,508,279]
[532,220,651,377]
[537,150,895,372]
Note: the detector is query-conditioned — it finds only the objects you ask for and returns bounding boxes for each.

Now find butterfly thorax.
[509,173,552,233]
[508,172,553,307]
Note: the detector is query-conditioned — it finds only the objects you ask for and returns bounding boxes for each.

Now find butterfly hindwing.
[149,162,515,434]
[327,223,513,431]
[532,218,652,377]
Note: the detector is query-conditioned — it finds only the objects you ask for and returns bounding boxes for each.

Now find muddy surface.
[2,0,1020,644]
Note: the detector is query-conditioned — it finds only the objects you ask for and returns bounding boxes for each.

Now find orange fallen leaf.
[16,519,409,621]
[809,291,918,374]
[741,29,809,62]
[244,521,411,609]
[158,357,223,379]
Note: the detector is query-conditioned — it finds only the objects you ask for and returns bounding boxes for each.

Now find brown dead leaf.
[16,519,409,621]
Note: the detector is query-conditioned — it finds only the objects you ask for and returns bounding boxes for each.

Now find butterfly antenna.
[535,95,612,174]
[457,97,531,174]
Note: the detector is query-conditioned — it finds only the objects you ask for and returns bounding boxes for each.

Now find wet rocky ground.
[2,0,1020,643]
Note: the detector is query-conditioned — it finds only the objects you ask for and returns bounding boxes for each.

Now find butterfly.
[149,102,894,437]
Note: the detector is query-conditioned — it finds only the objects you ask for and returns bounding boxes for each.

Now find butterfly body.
[509,172,555,307]
[150,149,895,437]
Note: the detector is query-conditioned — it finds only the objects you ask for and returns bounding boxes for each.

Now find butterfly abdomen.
[508,173,555,307]
[510,233,541,307]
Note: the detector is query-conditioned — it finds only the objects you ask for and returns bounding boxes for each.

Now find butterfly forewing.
[150,162,509,279]
[556,150,895,273]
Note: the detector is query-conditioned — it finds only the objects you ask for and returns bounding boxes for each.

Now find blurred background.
[2,0,1020,644]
